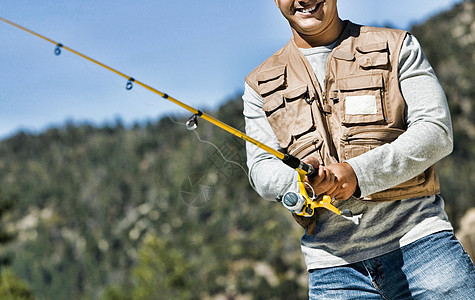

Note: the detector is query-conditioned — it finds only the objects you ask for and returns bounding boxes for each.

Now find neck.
[293,18,344,48]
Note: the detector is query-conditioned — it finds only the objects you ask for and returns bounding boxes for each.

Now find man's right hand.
[302,156,337,195]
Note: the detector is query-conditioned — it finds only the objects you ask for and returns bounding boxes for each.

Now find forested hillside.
[411,0,475,223]
[0,98,308,299]
[0,1,473,299]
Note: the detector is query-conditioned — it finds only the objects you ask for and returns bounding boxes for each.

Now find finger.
[326,183,340,197]
[327,177,347,197]
[317,165,327,182]
[332,183,349,199]
[312,168,331,194]
[302,156,320,169]
[313,168,335,194]
[333,187,353,201]
[323,168,337,185]
[332,190,344,201]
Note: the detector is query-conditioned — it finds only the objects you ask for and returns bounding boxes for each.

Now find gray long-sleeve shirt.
[243,34,454,269]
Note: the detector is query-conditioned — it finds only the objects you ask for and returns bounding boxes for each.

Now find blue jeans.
[308,231,475,299]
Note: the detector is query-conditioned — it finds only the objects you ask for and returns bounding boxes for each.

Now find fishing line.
[191,130,248,178]
[166,113,248,178]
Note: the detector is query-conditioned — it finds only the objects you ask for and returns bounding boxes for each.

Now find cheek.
[324,2,338,17]
[316,4,337,26]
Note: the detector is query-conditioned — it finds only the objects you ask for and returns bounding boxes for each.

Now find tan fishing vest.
[245,22,439,201]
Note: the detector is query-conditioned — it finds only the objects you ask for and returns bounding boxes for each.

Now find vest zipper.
[381,89,388,121]
[342,127,406,144]
[291,138,322,158]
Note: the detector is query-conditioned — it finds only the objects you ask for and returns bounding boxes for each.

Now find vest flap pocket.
[261,94,292,148]
[356,42,388,53]
[338,74,385,125]
[262,93,284,115]
[287,133,323,160]
[393,172,425,188]
[333,49,355,61]
[288,100,314,136]
[262,84,315,149]
[365,165,437,201]
[356,42,389,69]
[338,73,383,91]
[359,53,389,69]
[284,84,309,101]
[256,65,287,96]
[283,85,314,136]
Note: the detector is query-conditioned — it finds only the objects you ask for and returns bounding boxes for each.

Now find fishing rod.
[0,17,353,219]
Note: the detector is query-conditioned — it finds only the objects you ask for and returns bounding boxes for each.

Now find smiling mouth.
[296,1,325,15]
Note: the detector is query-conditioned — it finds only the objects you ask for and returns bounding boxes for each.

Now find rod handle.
[282,154,317,177]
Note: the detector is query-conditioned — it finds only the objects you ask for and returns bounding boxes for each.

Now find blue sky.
[0,0,464,139]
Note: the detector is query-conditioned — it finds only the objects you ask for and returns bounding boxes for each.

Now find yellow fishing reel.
[281,167,353,218]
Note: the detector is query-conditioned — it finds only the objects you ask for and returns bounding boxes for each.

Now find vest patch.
[345,95,378,115]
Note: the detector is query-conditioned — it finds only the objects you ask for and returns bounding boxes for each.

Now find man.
[243,0,475,298]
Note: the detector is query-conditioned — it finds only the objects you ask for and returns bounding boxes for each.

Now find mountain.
[0,1,473,299]
[411,0,475,224]
[0,99,308,299]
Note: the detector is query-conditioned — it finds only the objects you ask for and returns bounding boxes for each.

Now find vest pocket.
[284,85,315,137]
[393,172,426,188]
[337,74,386,125]
[256,64,287,96]
[287,133,323,160]
[263,94,292,148]
[341,127,404,160]
[262,85,315,149]
[356,42,389,69]
[342,125,428,198]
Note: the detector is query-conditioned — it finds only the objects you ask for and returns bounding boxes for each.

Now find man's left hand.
[322,162,358,201]
[324,162,358,200]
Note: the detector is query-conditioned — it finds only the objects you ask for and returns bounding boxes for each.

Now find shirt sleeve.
[242,83,298,201]
[346,34,453,197]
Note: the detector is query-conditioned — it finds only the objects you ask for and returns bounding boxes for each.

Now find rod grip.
[282,154,317,177]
